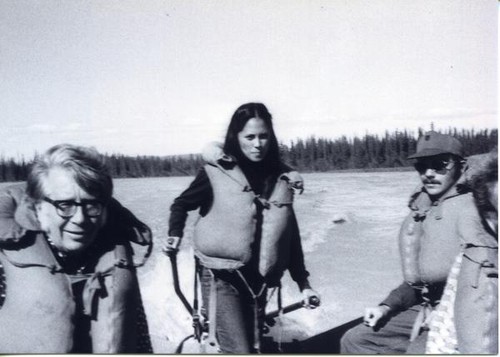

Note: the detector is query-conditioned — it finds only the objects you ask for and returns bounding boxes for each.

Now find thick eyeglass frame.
[42,197,104,218]
[413,158,456,175]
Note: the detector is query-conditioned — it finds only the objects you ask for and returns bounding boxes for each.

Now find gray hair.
[27,144,113,203]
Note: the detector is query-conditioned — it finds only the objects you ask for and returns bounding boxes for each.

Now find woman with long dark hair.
[167,102,319,353]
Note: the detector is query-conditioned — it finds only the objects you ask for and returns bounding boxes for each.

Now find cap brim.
[407,148,450,159]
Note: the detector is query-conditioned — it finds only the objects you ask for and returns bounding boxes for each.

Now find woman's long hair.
[223,102,281,171]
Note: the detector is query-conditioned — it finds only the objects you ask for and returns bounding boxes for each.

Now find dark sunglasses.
[42,197,104,218]
[413,159,455,175]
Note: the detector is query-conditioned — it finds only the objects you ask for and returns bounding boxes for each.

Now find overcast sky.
[0,0,497,158]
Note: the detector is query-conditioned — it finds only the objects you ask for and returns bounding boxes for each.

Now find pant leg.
[200,267,258,353]
[340,306,420,354]
[405,329,428,354]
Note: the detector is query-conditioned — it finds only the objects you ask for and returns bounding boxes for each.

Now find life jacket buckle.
[115,258,129,268]
[254,196,270,209]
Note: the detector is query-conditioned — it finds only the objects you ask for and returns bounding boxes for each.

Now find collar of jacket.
[201,141,304,194]
[202,141,236,165]
[408,182,466,220]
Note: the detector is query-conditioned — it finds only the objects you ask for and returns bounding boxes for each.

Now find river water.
[110,171,420,352]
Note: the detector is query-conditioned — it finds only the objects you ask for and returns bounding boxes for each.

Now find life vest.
[0,184,152,353]
[398,188,432,286]
[399,154,493,287]
[398,187,467,286]
[193,142,303,282]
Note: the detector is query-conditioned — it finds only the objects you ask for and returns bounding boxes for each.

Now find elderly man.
[340,131,491,354]
[0,144,152,353]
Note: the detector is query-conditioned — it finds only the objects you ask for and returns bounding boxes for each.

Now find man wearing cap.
[340,131,491,354]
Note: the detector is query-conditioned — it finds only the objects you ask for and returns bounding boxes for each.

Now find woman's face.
[237,118,270,162]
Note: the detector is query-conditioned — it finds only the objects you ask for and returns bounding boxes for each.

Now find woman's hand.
[301,288,321,309]
[162,236,181,256]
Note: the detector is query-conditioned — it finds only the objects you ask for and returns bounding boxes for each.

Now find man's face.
[414,154,462,199]
[35,167,107,254]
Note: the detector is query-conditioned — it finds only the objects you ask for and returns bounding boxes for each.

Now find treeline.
[0,158,30,183]
[281,128,497,172]
[103,154,204,178]
[0,128,496,182]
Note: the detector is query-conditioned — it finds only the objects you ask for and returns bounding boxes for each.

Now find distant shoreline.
[0,166,419,185]
[300,166,414,174]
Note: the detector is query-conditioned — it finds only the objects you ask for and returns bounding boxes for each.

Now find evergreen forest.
[0,128,496,182]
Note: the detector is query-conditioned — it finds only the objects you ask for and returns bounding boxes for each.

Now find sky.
[0,0,497,159]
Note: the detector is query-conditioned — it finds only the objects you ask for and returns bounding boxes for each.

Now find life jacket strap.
[235,269,267,353]
[205,269,218,351]
[462,250,498,288]
[276,285,284,352]
[410,302,433,342]
[81,269,113,318]
[192,258,203,342]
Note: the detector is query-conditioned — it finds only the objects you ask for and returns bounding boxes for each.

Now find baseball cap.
[407,131,464,159]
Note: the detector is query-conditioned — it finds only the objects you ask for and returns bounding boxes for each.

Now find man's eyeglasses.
[42,197,104,218]
[413,159,455,175]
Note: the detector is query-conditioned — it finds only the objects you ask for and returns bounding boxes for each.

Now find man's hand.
[363,305,391,328]
[302,288,321,309]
